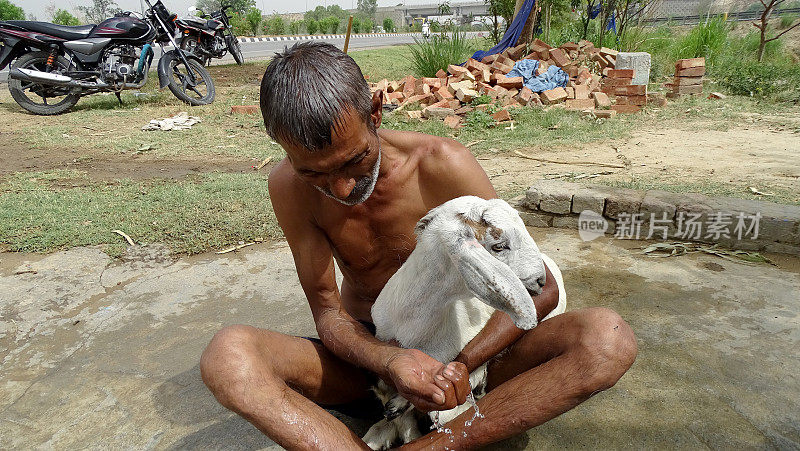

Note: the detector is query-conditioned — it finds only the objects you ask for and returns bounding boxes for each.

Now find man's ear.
[371,90,383,129]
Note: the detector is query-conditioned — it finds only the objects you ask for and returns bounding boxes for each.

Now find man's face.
[283,108,382,206]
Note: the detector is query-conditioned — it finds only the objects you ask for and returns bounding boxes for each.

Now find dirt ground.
[4,110,799,204]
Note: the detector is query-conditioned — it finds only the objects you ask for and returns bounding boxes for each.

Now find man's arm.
[420,138,558,373]
[269,162,468,411]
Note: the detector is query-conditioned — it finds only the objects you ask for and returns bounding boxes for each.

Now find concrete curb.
[513,180,800,255]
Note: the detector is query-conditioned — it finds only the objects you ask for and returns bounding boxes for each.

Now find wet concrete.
[1,229,799,449]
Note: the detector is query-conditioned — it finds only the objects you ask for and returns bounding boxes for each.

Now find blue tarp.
[590,4,617,32]
[470,0,536,62]
[506,59,569,92]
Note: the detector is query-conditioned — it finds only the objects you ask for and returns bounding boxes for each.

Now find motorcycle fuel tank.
[89,16,155,43]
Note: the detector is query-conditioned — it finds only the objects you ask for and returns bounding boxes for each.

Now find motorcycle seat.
[3,21,96,40]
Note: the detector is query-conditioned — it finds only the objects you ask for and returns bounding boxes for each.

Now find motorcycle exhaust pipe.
[9,68,109,89]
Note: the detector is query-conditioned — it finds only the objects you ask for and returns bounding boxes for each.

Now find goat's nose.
[537,275,546,288]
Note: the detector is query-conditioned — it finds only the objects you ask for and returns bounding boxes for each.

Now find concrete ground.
[1,228,799,449]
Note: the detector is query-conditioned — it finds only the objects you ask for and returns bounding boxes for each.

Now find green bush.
[289,20,301,34]
[352,17,361,33]
[714,59,800,102]
[263,15,286,35]
[383,17,394,32]
[670,15,729,66]
[244,7,262,36]
[408,28,474,77]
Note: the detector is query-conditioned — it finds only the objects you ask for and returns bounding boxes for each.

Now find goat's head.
[415,196,543,330]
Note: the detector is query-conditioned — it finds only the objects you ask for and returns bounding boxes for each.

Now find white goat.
[362,196,567,449]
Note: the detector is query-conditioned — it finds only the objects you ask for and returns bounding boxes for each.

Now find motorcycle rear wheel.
[226,34,243,65]
[165,55,215,105]
[8,52,81,115]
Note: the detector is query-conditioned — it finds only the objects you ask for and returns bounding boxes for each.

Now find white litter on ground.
[142,112,201,131]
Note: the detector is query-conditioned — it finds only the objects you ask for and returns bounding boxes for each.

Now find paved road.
[0,31,484,82]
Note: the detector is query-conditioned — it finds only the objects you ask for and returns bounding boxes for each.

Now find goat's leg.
[363,417,399,450]
[396,406,423,444]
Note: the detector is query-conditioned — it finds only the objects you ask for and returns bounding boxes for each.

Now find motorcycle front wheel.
[165,55,215,105]
[8,51,81,115]
[225,34,243,65]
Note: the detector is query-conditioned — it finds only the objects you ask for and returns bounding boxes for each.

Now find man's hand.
[384,349,470,412]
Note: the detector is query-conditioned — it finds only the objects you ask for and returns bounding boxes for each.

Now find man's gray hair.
[259,42,374,152]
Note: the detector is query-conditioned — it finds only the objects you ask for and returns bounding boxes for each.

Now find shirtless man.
[200,42,637,449]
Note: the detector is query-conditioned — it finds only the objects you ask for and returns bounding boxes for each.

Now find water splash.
[430,380,486,444]
[463,390,485,428]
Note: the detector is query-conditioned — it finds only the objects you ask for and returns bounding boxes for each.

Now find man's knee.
[573,307,637,392]
[200,324,277,410]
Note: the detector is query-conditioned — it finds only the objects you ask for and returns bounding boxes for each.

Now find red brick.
[647,92,668,106]
[490,72,506,84]
[615,95,647,106]
[435,69,447,79]
[672,76,703,86]
[496,76,524,89]
[434,87,453,101]
[549,48,570,67]
[507,44,527,60]
[675,57,705,70]
[532,38,552,50]
[541,87,568,104]
[481,54,498,65]
[565,98,595,110]
[516,87,534,106]
[444,115,461,129]
[230,105,259,114]
[574,84,590,100]
[493,109,512,122]
[561,41,579,51]
[599,47,618,58]
[454,106,474,115]
[675,66,706,77]
[448,64,469,76]
[490,61,513,74]
[592,91,611,108]
[614,84,647,96]
[607,69,634,79]
[665,83,703,95]
[565,87,575,99]
[611,104,641,114]
[601,78,632,87]
[422,106,456,118]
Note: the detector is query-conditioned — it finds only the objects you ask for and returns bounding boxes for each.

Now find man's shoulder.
[394,131,475,177]
[385,129,495,200]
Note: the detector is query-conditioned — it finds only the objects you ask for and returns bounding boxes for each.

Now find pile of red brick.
[666,57,705,98]
[367,38,652,127]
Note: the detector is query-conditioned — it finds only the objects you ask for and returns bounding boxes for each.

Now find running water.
[430,381,486,442]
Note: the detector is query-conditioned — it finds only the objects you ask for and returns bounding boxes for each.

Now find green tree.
[77,0,119,23]
[306,19,318,34]
[357,0,377,18]
[383,17,394,32]
[244,7,262,35]
[0,0,24,20]
[289,20,301,34]
[196,0,254,16]
[351,17,361,33]
[52,9,81,25]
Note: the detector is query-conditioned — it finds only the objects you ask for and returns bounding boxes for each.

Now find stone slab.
[615,52,652,86]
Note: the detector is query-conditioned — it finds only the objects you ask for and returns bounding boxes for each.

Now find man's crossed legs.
[200,307,636,450]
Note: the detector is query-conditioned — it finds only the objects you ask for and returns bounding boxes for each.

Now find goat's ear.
[451,237,538,330]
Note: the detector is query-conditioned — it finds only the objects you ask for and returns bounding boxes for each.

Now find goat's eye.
[491,243,509,252]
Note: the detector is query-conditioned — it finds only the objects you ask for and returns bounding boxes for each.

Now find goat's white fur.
[363,196,566,449]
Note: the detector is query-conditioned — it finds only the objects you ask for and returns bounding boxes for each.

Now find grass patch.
[349,45,416,81]
[0,171,281,255]
[384,105,635,154]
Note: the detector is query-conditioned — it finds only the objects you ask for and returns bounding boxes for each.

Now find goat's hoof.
[363,418,398,450]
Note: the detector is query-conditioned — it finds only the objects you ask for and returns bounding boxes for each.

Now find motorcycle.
[0,0,214,115]
[175,4,243,66]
